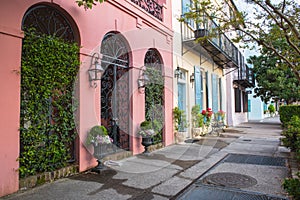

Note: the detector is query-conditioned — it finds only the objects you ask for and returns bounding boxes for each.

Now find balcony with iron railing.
[181,14,239,69]
[130,0,163,21]
[233,64,255,88]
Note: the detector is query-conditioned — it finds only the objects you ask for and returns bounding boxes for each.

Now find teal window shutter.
[194,66,202,111]
[212,74,219,113]
[248,99,251,112]
[263,103,267,111]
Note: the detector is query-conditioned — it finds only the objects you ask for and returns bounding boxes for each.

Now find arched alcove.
[100,32,132,150]
[20,4,81,177]
[144,48,165,144]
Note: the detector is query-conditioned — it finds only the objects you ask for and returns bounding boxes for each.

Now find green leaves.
[279,105,300,126]
[191,105,204,128]
[19,29,79,178]
[145,67,164,144]
[282,116,300,199]
[282,115,300,150]
[173,107,188,132]
[250,43,300,104]
[283,173,300,200]
[76,0,105,9]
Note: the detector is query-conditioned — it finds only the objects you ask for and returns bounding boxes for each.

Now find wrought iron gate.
[100,33,130,150]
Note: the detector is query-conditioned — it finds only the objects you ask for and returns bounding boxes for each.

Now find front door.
[178,83,186,113]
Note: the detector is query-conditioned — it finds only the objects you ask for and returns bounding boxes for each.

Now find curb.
[19,165,79,190]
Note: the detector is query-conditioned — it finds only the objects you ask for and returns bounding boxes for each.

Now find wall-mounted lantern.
[190,72,195,88]
[174,66,182,80]
[138,66,150,93]
[88,52,104,88]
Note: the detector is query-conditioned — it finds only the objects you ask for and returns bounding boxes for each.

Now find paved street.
[178,117,290,200]
[1,117,291,200]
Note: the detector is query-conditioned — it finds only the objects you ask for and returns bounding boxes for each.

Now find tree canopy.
[181,0,300,81]
[249,25,300,104]
[249,48,300,104]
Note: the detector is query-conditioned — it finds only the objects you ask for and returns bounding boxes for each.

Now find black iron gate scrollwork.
[22,5,77,42]
[100,33,130,150]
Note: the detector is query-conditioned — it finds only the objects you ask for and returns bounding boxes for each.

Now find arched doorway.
[144,48,164,144]
[100,32,131,150]
[20,4,80,177]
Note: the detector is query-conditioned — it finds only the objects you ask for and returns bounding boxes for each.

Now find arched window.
[22,4,79,43]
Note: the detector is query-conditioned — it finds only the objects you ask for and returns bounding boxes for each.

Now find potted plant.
[138,120,156,154]
[264,109,270,117]
[86,125,112,171]
[216,110,226,122]
[87,125,111,146]
[215,110,226,131]
[191,105,205,138]
[173,107,188,144]
[268,104,275,117]
[201,108,213,133]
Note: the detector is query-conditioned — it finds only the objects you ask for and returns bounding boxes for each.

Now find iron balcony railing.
[233,64,255,88]
[130,0,163,21]
[181,14,239,68]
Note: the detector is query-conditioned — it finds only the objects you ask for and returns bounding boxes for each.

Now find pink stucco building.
[0,0,173,197]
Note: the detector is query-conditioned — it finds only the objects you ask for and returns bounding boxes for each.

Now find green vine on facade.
[19,29,80,178]
[144,67,164,144]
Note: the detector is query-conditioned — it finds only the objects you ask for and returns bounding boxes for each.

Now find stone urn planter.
[141,136,153,155]
[138,121,155,155]
[92,143,111,172]
[175,131,187,144]
[192,127,205,138]
[86,125,112,173]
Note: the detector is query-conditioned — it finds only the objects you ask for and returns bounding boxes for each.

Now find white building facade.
[173,0,254,132]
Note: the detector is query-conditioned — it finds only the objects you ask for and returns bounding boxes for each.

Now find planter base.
[91,160,107,173]
[141,137,152,155]
[175,132,187,144]
[192,128,205,138]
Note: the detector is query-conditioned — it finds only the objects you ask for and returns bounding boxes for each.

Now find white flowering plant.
[137,121,156,137]
[86,125,112,146]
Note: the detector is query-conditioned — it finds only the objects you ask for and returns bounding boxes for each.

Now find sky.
[231,0,261,61]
